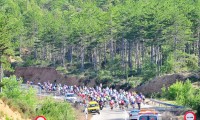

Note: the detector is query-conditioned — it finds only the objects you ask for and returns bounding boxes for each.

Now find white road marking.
[124,110,127,120]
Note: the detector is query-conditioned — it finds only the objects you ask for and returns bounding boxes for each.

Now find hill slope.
[14,67,200,95]
[0,99,31,120]
[15,67,84,86]
[135,72,200,95]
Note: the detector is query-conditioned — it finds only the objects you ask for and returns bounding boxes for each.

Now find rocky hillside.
[14,67,94,86]
[135,72,200,95]
[14,67,200,95]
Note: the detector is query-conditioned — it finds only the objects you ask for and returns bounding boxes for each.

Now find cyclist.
[109,99,114,110]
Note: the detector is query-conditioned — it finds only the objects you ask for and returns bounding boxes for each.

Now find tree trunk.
[196,41,198,55]
[139,42,141,69]
[121,38,125,68]
[135,42,139,71]
[34,48,37,60]
[110,39,114,64]
[80,46,85,71]
[67,45,73,66]
[114,41,116,57]
[98,46,101,67]
[155,46,159,76]
[0,56,3,93]
[141,40,145,73]
[174,36,177,71]
[185,42,190,54]
[125,40,128,80]
[128,40,133,73]
[53,53,56,67]
[104,42,107,64]
[93,48,97,71]
[62,40,66,67]
[121,38,126,78]
[198,30,200,67]
[193,41,197,55]
[150,44,155,63]
[52,44,56,67]
[19,36,22,57]
[158,45,162,76]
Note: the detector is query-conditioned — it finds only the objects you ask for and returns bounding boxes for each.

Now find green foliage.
[1,0,200,85]
[5,115,12,120]
[1,76,76,119]
[175,51,199,72]
[161,53,174,74]
[1,76,37,118]
[56,66,68,74]
[141,61,157,81]
[2,76,37,108]
[36,98,75,120]
[128,77,143,88]
[97,70,113,85]
[20,57,51,67]
[184,54,199,71]
[2,76,23,99]
[175,80,195,106]
[162,79,200,116]
[190,91,200,117]
[161,80,194,101]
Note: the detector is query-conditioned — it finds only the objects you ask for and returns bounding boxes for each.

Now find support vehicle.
[129,109,162,120]
[65,93,77,103]
[88,101,100,114]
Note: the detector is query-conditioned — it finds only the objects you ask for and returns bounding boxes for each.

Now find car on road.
[129,109,162,120]
[64,93,77,103]
[138,114,162,120]
[138,109,162,120]
[129,109,140,120]
[88,101,100,114]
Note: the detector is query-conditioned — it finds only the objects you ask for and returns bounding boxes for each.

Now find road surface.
[91,103,152,120]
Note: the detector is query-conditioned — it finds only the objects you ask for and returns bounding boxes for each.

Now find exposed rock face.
[14,67,80,86]
[15,67,200,95]
[135,72,200,95]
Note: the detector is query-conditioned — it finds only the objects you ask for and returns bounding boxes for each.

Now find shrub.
[161,80,194,101]
[141,61,157,81]
[1,76,37,118]
[36,98,75,120]
[189,91,200,117]
[97,70,113,85]
[162,79,200,117]
[167,81,184,100]
[2,76,37,108]
[2,76,23,99]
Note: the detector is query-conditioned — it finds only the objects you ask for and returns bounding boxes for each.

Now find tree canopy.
[1,0,200,83]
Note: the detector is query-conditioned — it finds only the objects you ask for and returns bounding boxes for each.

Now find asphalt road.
[91,103,152,120]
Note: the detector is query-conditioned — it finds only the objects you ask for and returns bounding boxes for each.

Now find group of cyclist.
[35,81,145,110]
[77,85,145,110]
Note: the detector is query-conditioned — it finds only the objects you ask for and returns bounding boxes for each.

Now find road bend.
[91,103,152,120]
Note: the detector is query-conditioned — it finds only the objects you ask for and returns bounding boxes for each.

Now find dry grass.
[0,111,5,118]
[0,99,32,120]
[161,112,174,120]
[73,102,92,120]
[0,97,35,119]
[193,82,200,89]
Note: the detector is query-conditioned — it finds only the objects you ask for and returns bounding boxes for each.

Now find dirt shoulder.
[0,99,31,120]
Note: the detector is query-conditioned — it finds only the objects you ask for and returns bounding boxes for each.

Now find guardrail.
[150,99,185,108]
